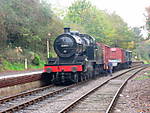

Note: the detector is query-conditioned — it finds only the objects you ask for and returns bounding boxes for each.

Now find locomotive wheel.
[89,71,93,79]
[83,75,86,81]
[73,73,79,83]
[85,74,89,81]
[86,73,90,80]
[81,75,84,82]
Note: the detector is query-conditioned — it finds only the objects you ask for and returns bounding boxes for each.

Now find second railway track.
[0,65,147,113]
[59,65,148,113]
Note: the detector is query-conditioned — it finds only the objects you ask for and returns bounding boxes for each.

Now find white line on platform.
[0,71,43,80]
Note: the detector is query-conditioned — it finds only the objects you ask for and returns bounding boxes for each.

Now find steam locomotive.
[43,28,132,84]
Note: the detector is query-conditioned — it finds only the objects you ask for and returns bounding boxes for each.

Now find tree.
[134,6,150,62]
[64,0,136,48]
[132,27,143,41]
[65,0,92,24]
[135,41,150,62]
[0,12,7,50]
[0,0,63,53]
[146,6,150,39]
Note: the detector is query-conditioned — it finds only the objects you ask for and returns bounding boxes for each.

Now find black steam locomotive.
[43,28,103,84]
[43,28,132,84]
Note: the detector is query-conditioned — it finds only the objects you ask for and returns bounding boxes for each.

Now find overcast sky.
[48,0,150,28]
[92,0,150,27]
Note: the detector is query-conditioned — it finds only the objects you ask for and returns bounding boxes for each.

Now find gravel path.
[113,67,150,113]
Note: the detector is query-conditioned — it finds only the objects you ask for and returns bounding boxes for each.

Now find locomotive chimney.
[64,27,70,33]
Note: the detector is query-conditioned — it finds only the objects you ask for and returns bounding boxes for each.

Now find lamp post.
[47,33,51,58]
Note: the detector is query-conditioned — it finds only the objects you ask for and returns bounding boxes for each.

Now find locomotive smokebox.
[64,27,70,33]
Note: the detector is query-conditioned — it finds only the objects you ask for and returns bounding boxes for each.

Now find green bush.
[3,60,24,71]
[32,55,40,65]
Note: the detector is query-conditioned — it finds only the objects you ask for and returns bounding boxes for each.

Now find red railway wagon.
[96,43,110,70]
[109,47,132,69]
[96,43,132,70]
[109,48,125,66]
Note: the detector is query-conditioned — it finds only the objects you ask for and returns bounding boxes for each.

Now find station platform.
[0,69,43,79]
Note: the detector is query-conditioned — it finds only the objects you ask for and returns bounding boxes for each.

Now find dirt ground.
[113,67,150,113]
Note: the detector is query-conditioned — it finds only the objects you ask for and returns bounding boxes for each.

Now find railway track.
[0,65,146,113]
[59,65,148,113]
[0,84,70,113]
[105,67,147,113]
[0,79,90,113]
[0,85,54,104]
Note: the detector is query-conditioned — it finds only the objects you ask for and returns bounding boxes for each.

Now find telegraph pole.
[47,33,51,58]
